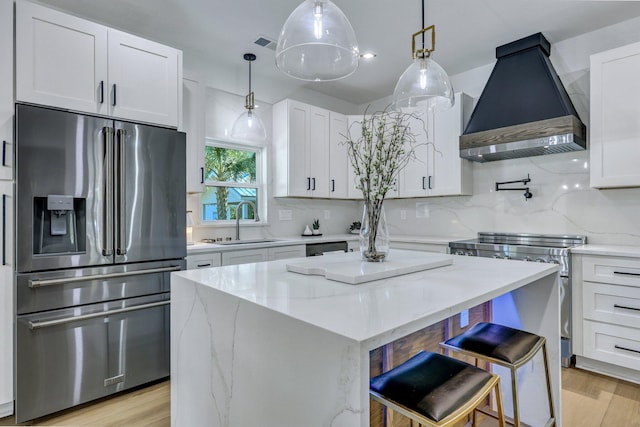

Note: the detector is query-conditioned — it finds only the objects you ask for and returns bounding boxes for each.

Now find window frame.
[198,138,267,227]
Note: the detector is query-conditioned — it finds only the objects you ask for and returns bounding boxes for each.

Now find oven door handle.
[28,266,182,288]
[28,300,170,330]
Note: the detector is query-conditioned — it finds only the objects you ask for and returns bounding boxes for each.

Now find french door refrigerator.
[14,103,186,422]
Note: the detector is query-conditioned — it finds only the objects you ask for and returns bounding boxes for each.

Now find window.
[200,140,264,223]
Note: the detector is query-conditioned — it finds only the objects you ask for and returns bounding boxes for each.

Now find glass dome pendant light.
[275,0,359,81]
[231,53,267,142]
[392,0,454,112]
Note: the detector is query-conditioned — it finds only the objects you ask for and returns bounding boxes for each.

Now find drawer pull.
[613,271,640,277]
[197,263,212,268]
[614,304,640,312]
[615,345,640,355]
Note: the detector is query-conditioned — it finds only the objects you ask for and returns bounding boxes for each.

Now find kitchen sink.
[215,239,279,246]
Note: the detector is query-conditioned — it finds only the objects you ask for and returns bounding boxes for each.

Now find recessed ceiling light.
[360,52,376,60]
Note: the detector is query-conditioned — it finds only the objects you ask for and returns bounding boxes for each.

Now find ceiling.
[33,0,640,105]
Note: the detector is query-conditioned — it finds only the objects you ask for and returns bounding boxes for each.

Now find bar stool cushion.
[370,351,494,422]
[443,322,542,364]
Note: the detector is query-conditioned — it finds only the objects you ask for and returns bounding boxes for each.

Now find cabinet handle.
[312,177,316,191]
[614,271,640,277]
[614,304,640,312]
[200,167,205,184]
[422,176,426,190]
[307,177,311,191]
[112,83,117,106]
[615,345,640,355]
[197,263,212,268]
[331,179,335,192]
[99,81,104,104]
[428,176,433,189]
[2,140,6,167]
[29,265,181,288]
[2,194,5,266]
[28,300,170,330]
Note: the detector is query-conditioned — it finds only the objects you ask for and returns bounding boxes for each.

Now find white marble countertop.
[571,244,640,258]
[175,250,558,346]
[186,234,462,255]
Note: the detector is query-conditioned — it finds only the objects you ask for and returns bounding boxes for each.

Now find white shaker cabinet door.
[400,113,430,198]
[108,29,180,127]
[328,112,349,199]
[428,92,473,197]
[308,107,330,198]
[183,75,205,193]
[16,1,108,115]
[591,41,640,188]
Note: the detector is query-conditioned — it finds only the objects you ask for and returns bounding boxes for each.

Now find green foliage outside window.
[204,146,258,221]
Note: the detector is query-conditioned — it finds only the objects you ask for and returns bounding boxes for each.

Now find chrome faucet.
[235,200,259,241]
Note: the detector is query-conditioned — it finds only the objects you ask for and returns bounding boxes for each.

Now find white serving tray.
[286,251,453,284]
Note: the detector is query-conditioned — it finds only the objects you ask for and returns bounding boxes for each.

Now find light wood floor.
[1,368,639,426]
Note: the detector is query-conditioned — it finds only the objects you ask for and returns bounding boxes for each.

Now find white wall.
[189,15,640,245]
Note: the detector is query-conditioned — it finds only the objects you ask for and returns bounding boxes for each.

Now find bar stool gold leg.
[496,380,506,427]
[511,366,520,427]
[542,342,556,426]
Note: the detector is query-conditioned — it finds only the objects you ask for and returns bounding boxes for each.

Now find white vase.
[359,201,389,262]
[312,228,320,235]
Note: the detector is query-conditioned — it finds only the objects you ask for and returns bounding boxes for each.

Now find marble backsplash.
[383,150,640,246]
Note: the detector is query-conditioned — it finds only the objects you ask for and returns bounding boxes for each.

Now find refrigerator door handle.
[116,129,127,255]
[103,128,114,256]
[28,265,182,288]
[28,300,170,330]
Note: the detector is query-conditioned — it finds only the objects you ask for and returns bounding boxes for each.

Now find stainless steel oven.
[449,232,586,367]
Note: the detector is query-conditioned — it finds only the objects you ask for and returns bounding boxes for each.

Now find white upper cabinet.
[182,73,206,193]
[428,92,473,197]
[273,99,332,198]
[16,1,181,127]
[400,92,473,198]
[328,112,349,198]
[107,29,180,126]
[590,41,640,188]
[16,2,108,115]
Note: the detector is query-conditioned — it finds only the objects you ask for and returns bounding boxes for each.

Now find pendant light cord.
[421,0,425,52]
[248,60,252,95]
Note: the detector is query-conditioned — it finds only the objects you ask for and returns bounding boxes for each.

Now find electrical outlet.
[324,210,330,220]
[460,309,469,328]
[278,210,293,221]
[400,210,407,220]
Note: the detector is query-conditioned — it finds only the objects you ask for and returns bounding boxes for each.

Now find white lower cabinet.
[186,253,222,270]
[573,253,640,382]
[221,249,268,266]
[268,245,305,261]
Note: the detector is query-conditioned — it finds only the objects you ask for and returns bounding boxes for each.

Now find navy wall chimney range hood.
[459,33,586,162]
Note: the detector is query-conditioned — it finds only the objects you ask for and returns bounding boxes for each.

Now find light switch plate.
[324,210,331,220]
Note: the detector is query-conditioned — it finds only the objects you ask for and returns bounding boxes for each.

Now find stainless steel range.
[449,232,586,367]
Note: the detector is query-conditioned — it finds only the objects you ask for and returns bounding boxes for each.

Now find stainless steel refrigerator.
[14,103,186,422]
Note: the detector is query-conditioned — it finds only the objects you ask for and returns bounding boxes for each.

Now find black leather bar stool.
[441,322,555,427]
[370,350,506,427]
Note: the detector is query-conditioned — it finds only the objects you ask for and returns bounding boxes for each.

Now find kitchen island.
[170,250,560,427]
